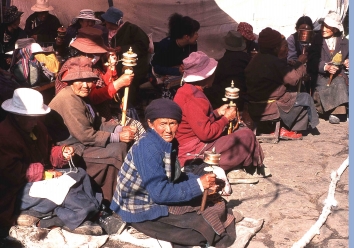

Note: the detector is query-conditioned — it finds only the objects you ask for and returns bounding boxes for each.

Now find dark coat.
[0,115,50,228]
[24,13,61,43]
[244,53,306,120]
[0,24,27,70]
[108,21,150,106]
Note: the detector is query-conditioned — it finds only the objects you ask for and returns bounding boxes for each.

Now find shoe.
[98,212,126,235]
[62,220,103,236]
[279,127,302,140]
[254,165,271,178]
[329,115,340,124]
[227,170,259,184]
[15,214,40,226]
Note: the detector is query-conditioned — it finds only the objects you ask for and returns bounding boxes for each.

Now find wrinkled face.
[277,39,288,59]
[70,81,94,97]
[37,11,49,22]
[148,118,179,143]
[13,115,39,133]
[9,17,21,30]
[321,23,334,38]
[186,32,199,45]
[79,19,95,28]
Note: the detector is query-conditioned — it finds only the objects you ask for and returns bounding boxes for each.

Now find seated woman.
[110,98,236,247]
[48,56,134,205]
[307,12,349,124]
[55,27,145,138]
[173,51,265,177]
[0,88,102,237]
[151,13,199,98]
[245,27,319,139]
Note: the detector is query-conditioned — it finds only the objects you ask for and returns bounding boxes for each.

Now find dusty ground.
[229,118,349,248]
[104,118,349,247]
[4,119,348,248]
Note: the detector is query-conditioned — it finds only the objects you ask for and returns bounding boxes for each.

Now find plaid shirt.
[111,129,201,223]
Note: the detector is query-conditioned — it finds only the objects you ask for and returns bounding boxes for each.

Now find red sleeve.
[89,69,119,104]
[183,97,229,142]
[50,146,68,168]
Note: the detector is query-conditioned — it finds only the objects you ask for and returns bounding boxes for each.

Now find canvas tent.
[9,0,349,59]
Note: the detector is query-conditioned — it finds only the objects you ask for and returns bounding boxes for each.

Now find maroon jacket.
[0,115,66,228]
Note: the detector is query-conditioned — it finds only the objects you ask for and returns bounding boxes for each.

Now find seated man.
[24,0,61,45]
[0,88,103,238]
[244,27,319,139]
[48,56,135,206]
[111,98,236,247]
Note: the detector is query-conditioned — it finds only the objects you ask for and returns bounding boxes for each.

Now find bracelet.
[61,145,66,154]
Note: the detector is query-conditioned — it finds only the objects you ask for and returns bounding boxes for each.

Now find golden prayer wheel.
[122,47,137,74]
[203,148,221,166]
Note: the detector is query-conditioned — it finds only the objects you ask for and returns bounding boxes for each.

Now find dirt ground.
[229,118,349,248]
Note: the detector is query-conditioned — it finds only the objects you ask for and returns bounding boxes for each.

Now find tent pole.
[108,0,113,7]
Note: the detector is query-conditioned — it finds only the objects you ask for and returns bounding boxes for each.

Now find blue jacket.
[110,129,202,223]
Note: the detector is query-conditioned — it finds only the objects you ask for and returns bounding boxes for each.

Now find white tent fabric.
[13,0,348,59]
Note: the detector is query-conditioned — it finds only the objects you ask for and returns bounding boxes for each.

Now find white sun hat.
[2,88,51,116]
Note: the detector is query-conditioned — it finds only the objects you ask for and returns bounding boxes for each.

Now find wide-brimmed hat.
[101,7,123,25]
[60,56,99,82]
[2,88,50,116]
[183,51,218,83]
[3,6,23,24]
[5,38,36,55]
[72,9,102,25]
[237,22,256,41]
[70,27,108,54]
[224,30,246,51]
[31,0,54,12]
[322,11,343,32]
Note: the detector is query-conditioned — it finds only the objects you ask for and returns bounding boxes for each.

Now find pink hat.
[237,22,256,41]
[182,51,217,83]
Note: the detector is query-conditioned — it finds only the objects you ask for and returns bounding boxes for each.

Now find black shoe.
[63,220,103,236]
[98,212,126,235]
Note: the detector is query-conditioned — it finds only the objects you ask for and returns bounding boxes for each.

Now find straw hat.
[70,27,108,54]
[2,88,50,116]
[182,51,218,83]
[3,6,23,24]
[224,30,246,51]
[31,0,54,12]
[72,9,102,25]
[60,56,99,82]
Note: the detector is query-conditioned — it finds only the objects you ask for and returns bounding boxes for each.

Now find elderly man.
[244,27,319,140]
[0,88,103,238]
[111,98,236,247]
[24,0,61,44]
[48,56,135,206]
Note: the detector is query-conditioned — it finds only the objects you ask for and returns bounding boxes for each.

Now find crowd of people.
[0,0,349,246]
